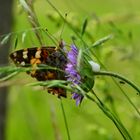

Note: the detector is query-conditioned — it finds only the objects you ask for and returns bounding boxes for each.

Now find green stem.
[93,91,132,140]
[94,71,140,116]
[0,71,19,82]
[86,95,127,140]
[94,71,140,94]
[60,99,71,140]
[86,91,132,140]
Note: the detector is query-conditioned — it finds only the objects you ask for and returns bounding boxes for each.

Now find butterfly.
[10,46,67,98]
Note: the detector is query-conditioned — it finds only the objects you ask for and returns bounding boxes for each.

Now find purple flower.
[65,44,83,105]
[72,93,84,106]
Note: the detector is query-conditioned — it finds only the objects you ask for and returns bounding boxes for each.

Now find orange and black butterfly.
[10,46,67,98]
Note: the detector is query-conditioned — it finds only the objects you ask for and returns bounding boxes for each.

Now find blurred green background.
[6,0,140,140]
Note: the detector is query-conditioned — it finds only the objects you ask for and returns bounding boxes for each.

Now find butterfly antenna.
[43,28,58,46]
[56,13,68,51]
[59,13,67,40]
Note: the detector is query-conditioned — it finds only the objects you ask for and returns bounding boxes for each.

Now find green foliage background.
[6,0,140,140]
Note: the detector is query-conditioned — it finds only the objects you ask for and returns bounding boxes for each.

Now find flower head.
[65,44,83,105]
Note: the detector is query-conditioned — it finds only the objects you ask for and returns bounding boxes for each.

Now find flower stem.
[94,71,140,116]
[86,91,132,140]
[60,99,71,140]
[94,71,140,95]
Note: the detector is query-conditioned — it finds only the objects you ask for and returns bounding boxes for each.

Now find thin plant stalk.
[94,71,140,116]
[60,99,71,140]
[48,98,62,140]
[19,0,43,45]
[86,90,132,140]
[94,71,140,94]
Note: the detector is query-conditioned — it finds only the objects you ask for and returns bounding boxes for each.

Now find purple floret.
[65,44,83,105]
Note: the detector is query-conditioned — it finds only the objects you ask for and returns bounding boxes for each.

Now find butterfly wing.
[10,47,67,97]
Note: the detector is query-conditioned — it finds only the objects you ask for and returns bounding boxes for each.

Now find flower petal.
[72,93,84,105]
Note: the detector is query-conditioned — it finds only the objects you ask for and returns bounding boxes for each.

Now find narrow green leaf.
[19,0,32,14]
[21,32,27,43]
[0,34,11,45]
[14,36,18,49]
[91,34,113,48]
[0,71,19,82]
[81,18,88,36]
[27,80,68,87]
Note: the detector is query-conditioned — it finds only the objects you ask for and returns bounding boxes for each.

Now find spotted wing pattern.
[10,47,67,97]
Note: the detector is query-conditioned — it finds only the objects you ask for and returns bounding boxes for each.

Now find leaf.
[0,34,11,45]
[19,0,32,14]
[0,71,19,82]
[21,32,27,43]
[14,36,18,49]
[27,80,68,87]
[0,66,20,82]
[81,18,88,36]
[91,34,113,48]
